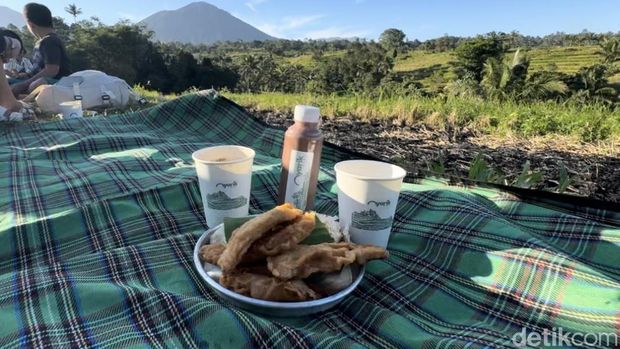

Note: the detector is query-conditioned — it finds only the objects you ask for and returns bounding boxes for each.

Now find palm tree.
[571,64,618,105]
[598,38,620,64]
[519,72,568,100]
[65,4,82,23]
[480,49,530,99]
[481,49,567,100]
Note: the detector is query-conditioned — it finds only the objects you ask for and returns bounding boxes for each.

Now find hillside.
[0,5,25,28]
[273,45,620,88]
[140,1,275,44]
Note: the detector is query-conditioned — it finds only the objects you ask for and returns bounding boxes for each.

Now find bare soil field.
[251,108,620,203]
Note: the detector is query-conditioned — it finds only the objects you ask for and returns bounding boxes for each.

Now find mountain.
[140,2,275,44]
[0,6,25,28]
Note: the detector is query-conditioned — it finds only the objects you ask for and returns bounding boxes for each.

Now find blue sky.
[3,0,620,40]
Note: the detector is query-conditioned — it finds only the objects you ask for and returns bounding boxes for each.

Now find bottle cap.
[294,105,320,123]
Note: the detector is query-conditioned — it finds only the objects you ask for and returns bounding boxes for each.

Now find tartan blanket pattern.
[0,91,618,348]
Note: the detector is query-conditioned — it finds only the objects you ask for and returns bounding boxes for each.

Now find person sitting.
[2,31,33,83]
[4,51,34,81]
[0,31,35,120]
[11,3,70,96]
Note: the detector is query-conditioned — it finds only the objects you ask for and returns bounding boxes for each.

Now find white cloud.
[245,0,268,12]
[256,23,285,38]
[304,27,370,39]
[117,12,140,22]
[282,15,325,29]
[255,14,325,39]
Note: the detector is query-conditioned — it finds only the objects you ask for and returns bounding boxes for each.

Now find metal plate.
[193,224,365,317]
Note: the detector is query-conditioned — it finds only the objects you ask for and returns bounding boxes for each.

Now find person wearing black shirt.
[11,3,70,96]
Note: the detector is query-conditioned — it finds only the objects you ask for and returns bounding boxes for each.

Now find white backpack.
[35,70,145,113]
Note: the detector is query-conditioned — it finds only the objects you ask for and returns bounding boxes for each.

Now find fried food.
[267,242,388,280]
[220,272,319,301]
[217,203,302,272]
[199,203,389,303]
[199,244,226,264]
[251,212,316,256]
[306,266,354,296]
[201,242,271,266]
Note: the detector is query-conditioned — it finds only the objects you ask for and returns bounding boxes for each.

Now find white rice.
[316,213,350,242]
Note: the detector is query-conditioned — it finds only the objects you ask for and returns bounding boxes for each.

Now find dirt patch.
[249,108,620,203]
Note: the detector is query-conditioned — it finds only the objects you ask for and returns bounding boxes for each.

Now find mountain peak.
[140,2,275,44]
[181,2,220,10]
[0,5,26,28]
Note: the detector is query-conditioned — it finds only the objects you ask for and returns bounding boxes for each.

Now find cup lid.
[334,160,407,181]
[192,145,256,165]
[294,105,320,123]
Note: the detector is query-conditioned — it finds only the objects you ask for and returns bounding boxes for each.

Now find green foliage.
[427,160,446,175]
[64,4,82,22]
[308,43,393,94]
[379,28,407,53]
[68,22,171,90]
[479,49,569,101]
[598,38,620,64]
[514,161,543,188]
[480,49,529,99]
[519,71,568,100]
[443,72,482,98]
[222,91,620,141]
[566,64,619,106]
[557,164,572,193]
[454,35,505,81]
[236,54,308,93]
[468,153,505,183]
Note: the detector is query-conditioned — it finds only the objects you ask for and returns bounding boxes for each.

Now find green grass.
[525,46,603,74]
[221,91,620,142]
[132,87,620,142]
[394,50,454,72]
[285,51,346,67]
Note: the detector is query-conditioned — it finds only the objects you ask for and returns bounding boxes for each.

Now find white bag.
[35,70,145,113]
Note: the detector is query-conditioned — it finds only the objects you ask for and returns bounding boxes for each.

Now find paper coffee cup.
[335,160,406,248]
[59,101,83,119]
[192,145,255,227]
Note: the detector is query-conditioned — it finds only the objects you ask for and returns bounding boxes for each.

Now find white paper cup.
[192,145,255,227]
[59,101,83,119]
[335,160,406,248]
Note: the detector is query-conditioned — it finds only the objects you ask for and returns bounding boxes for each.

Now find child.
[11,3,71,96]
[1,30,36,120]
[4,52,34,81]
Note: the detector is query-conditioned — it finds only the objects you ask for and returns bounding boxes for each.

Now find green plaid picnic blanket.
[0,91,618,349]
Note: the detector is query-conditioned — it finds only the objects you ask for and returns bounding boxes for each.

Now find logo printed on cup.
[216,181,238,189]
[368,200,391,207]
[206,191,248,210]
[351,209,393,231]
